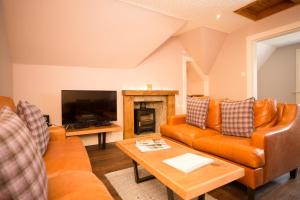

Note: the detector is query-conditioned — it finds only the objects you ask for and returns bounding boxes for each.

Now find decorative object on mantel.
[122,90,179,139]
[147,84,152,90]
[188,94,204,98]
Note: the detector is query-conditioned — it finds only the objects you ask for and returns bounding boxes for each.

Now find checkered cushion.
[0,106,48,200]
[221,98,255,137]
[17,101,49,155]
[186,97,210,129]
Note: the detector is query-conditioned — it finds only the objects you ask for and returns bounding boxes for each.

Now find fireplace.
[134,105,156,134]
[122,90,178,139]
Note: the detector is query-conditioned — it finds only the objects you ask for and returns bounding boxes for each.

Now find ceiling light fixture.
[216,14,221,19]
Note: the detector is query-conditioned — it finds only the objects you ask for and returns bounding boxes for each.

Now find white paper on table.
[163,153,214,173]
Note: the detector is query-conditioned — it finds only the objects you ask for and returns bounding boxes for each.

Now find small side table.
[66,123,122,149]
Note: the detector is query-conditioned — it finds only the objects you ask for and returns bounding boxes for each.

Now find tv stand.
[94,121,112,127]
[65,123,122,149]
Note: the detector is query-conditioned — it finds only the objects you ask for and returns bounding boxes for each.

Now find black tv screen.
[61,90,117,126]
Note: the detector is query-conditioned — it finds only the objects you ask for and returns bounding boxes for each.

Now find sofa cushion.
[193,135,265,168]
[186,97,210,129]
[206,99,222,131]
[254,99,277,129]
[44,137,92,175]
[17,100,49,155]
[0,106,47,200]
[160,123,219,146]
[48,171,113,200]
[221,98,255,138]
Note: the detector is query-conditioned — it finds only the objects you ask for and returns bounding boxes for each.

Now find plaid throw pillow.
[186,97,210,129]
[221,98,255,137]
[0,106,47,200]
[17,101,49,155]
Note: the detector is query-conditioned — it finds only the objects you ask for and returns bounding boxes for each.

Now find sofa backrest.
[206,99,221,131]
[276,104,298,126]
[204,98,278,131]
[0,96,17,112]
[254,98,277,130]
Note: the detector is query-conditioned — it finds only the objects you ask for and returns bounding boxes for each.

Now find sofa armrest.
[251,125,290,149]
[167,114,186,125]
[48,126,66,141]
[251,104,300,182]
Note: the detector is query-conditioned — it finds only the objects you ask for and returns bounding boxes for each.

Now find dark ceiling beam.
[235,0,300,21]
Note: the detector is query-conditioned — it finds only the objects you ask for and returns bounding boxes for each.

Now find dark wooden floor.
[86,143,300,200]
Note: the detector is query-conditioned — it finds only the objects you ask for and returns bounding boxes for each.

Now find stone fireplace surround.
[122,90,178,139]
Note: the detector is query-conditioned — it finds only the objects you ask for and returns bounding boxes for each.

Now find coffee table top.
[116,134,244,200]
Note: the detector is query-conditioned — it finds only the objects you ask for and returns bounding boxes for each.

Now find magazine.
[136,138,171,152]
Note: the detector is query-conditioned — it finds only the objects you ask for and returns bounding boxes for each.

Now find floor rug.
[105,167,217,200]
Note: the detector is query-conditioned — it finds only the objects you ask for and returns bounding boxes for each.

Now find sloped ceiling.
[261,30,300,47]
[2,0,185,68]
[256,43,276,70]
[257,30,300,70]
[119,0,254,34]
[178,27,227,75]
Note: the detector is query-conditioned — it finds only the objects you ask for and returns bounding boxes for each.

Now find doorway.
[247,22,300,100]
[256,31,300,103]
[182,56,209,113]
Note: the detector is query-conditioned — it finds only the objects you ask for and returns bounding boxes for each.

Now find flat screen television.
[61,90,117,127]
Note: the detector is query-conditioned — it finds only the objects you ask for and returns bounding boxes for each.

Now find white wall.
[209,6,300,99]
[187,62,204,95]
[0,1,12,96]
[258,43,300,103]
[13,38,185,145]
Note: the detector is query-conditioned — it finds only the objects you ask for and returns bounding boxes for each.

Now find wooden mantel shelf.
[122,90,179,96]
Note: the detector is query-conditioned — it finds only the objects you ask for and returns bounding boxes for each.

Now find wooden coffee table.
[116,134,244,200]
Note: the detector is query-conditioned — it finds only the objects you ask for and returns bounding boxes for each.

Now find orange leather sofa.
[0,96,113,200]
[160,99,300,199]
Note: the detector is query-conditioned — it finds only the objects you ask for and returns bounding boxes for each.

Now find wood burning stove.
[134,103,155,134]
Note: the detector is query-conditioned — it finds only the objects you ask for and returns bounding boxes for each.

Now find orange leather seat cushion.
[254,99,277,129]
[48,171,113,200]
[43,137,92,175]
[193,135,265,168]
[160,124,219,146]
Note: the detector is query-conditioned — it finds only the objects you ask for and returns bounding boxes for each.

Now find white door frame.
[246,21,300,98]
[182,55,209,113]
[296,49,300,103]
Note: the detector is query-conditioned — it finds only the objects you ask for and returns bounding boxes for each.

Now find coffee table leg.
[198,194,205,200]
[166,187,205,200]
[132,160,155,183]
[166,187,174,200]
